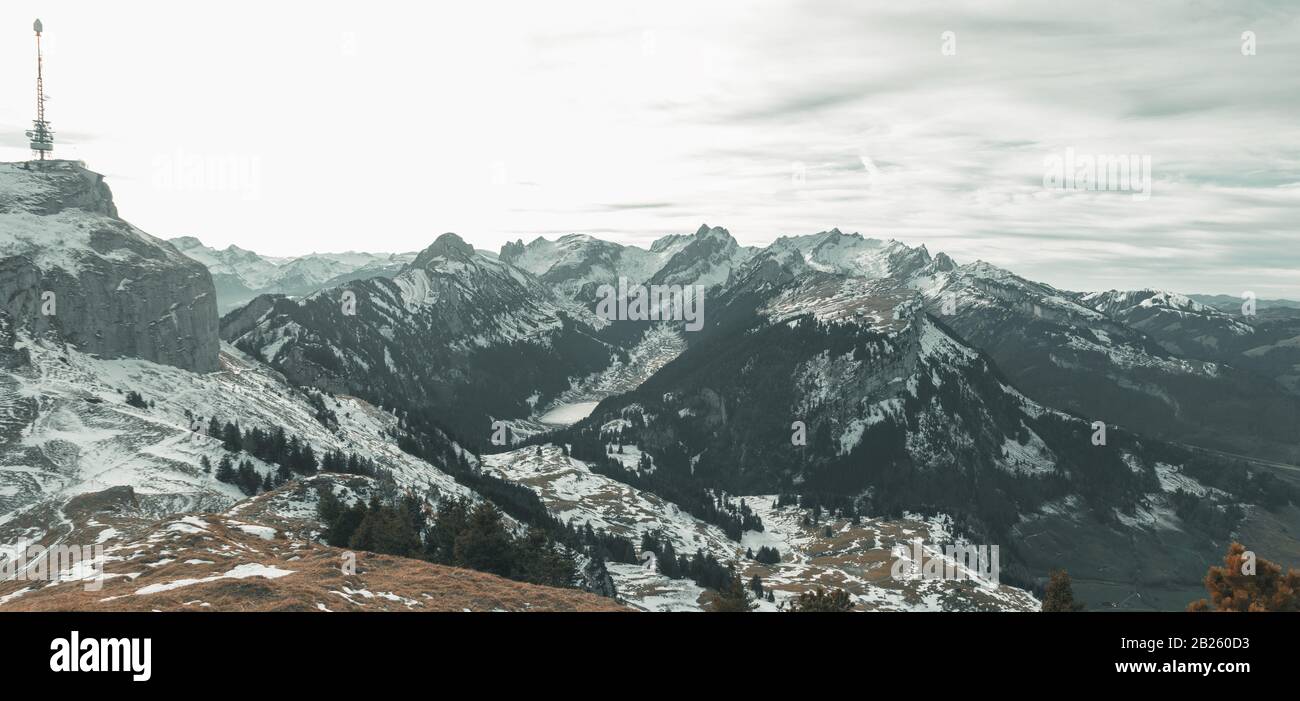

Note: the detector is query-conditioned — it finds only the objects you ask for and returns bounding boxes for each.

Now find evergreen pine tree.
[712,570,755,612]
[330,503,367,547]
[659,540,678,578]
[215,455,236,484]
[1041,569,1084,612]
[221,422,242,453]
[427,498,470,563]
[452,501,514,577]
[318,487,344,529]
[300,443,318,474]
[350,501,420,557]
[236,459,260,496]
[516,528,577,588]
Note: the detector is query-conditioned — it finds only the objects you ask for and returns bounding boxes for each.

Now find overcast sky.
[1,1,1297,296]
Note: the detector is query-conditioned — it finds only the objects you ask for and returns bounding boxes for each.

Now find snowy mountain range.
[168,236,418,313]
[2,161,1297,612]
[499,224,755,304]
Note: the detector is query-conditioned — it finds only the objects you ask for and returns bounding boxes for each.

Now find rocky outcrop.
[0,161,219,372]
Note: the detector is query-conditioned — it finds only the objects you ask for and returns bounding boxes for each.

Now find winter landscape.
[1,160,1297,614]
[1,3,1298,618]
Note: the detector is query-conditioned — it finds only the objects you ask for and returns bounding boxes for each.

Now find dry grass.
[0,512,628,613]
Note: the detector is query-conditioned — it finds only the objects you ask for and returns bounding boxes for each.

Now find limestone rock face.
[0,161,219,372]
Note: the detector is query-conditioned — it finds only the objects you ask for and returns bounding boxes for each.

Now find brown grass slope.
[0,501,626,612]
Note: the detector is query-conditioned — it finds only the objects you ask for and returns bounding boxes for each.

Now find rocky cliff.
[0,160,218,372]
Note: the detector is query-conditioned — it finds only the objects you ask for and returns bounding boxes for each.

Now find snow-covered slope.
[1079,289,1255,358]
[501,234,660,302]
[912,259,1300,463]
[646,224,756,290]
[483,445,1039,611]
[765,228,952,282]
[0,329,478,551]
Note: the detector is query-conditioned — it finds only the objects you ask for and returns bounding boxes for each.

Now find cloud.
[0,0,1295,296]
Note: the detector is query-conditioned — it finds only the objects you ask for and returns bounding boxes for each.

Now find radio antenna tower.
[26,19,55,160]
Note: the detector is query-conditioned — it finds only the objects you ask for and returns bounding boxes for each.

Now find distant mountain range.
[1189,293,1300,312]
[206,222,1300,605]
[3,161,1298,611]
[168,236,419,313]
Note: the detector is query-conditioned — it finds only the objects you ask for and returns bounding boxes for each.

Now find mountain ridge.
[169,235,418,313]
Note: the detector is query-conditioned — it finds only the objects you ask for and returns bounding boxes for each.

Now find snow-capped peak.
[410,232,478,269]
[1081,289,1213,316]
